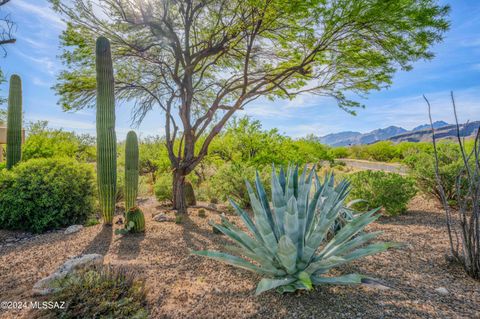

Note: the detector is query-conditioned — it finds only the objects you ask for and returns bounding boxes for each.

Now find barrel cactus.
[125,207,145,233]
[185,181,196,206]
[125,130,139,211]
[96,36,117,225]
[192,165,397,295]
[6,74,22,169]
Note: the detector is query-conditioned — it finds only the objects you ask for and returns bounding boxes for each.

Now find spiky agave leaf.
[191,165,397,295]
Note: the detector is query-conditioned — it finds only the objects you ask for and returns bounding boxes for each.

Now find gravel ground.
[0,196,479,319]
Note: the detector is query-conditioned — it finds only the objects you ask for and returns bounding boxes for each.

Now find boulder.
[64,225,83,235]
[32,254,103,295]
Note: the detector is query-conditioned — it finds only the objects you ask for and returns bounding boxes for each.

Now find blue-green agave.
[192,165,397,295]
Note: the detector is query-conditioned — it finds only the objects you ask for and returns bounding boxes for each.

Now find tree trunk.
[172,169,187,214]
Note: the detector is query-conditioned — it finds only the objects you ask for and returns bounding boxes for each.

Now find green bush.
[40,266,148,319]
[404,142,465,203]
[0,158,96,233]
[154,172,173,202]
[209,163,270,208]
[23,121,96,162]
[348,170,416,216]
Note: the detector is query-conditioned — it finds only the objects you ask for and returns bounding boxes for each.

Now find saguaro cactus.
[6,74,22,169]
[125,130,139,211]
[96,36,117,225]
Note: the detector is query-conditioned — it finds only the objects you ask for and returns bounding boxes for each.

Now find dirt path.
[338,158,408,175]
[0,196,478,318]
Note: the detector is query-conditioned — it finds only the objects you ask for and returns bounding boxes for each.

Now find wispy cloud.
[11,0,66,30]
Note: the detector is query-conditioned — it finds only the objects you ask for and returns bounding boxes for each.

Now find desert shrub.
[209,163,270,208]
[154,172,173,202]
[23,121,96,162]
[0,158,96,233]
[348,170,416,216]
[117,169,152,203]
[192,166,396,295]
[328,146,349,159]
[39,266,148,319]
[404,142,465,203]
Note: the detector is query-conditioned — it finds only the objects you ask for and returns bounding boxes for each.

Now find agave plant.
[192,165,397,295]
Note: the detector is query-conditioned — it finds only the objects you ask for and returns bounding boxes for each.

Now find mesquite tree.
[51,0,449,214]
[426,93,480,279]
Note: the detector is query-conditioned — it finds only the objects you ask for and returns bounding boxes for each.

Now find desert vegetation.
[0,0,479,318]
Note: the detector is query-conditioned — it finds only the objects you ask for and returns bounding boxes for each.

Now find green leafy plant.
[198,209,206,218]
[40,265,148,319]
[348,170,416,216]
[95,36,117,225]
[0,158,95,233]
[154,172,173,203]
[192,165,396,295]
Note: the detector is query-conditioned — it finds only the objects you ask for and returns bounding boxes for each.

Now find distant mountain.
[317,126,406,146]
[412,121,449,131]
[314,121,480,146]
[388,121,480,143]
[317,131,361,146]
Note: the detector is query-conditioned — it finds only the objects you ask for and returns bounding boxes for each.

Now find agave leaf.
[285,166,295,202]
[228,198,263,242]
[211,218,265,256]
[247,181,278,255]
[318,208,381,259]
[271,165,287,236]
[278,166,286,194]
[191,250,276,276]
[224,245,279,272]
[255,277,296,295]
[284,197,300,247]
[276,235,297,274]
[324,231,383,258]
[255,171,279,239]
[312,273,365,285]
[346,199,367,208]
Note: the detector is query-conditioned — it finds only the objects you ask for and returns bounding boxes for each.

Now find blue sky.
[0,0,479,140]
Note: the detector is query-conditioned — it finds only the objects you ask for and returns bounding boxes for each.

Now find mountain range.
[316,121,480,146]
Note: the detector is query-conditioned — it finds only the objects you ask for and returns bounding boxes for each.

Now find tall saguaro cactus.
[125,130,139,211]
[96,36,117,225]
[6,74,22,169]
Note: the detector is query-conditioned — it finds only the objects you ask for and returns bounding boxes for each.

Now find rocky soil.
[0,196,479,318]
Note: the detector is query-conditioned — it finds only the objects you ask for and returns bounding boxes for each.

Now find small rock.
[361,278,392,290]
[64,225,83,235]
[115,217,124,225]
[435,287,449,295]
[208,203,217,210]
[153,213,171,222]
[5,237,17,243]
[32,254,103,295]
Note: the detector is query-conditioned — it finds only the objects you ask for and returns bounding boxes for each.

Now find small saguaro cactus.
[96,36,117,225]
[125,130,139,211]
[126,207,145,233]
[6,74,22,169]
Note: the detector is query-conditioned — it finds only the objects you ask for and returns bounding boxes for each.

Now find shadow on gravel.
[117,232,145,260]
[81,225,113,255]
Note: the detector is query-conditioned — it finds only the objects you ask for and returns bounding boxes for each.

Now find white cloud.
[11,0,66,30]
